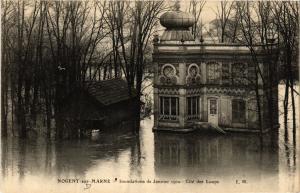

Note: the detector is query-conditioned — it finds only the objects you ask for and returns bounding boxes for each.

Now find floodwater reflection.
[154,132,278,179]
[1,115,299,193]
[1,130,139,176]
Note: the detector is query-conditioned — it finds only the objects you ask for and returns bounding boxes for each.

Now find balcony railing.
[186,114,200,121]
[159,115,179,121]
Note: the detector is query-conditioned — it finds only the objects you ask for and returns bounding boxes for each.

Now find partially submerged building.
[153,10,278,133]
[61,79,137,136]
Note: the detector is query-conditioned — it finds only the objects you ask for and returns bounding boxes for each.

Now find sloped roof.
[85,79,136,106]
[64,98,107,121]
[161,30,194,41]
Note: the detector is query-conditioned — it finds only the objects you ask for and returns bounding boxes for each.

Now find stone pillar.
[153,88,159,129]
[202,88,208,122]
[219,62,223,85]
[201,62,206,84]
[153,62,159,85]
[178,62,186,85]
[178,88,186,128]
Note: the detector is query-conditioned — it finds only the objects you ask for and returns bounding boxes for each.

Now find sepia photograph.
[0,0,299,193]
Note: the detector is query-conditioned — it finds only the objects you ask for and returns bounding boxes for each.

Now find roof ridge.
[84,78,136,106]
[85,78,125,82]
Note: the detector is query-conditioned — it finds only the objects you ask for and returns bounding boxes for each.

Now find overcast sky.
[180,1,219,23]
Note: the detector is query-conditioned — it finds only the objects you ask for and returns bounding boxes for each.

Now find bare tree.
[188,0,206,40]
[106,1,165,133]
[1,0,14,137]
[256,2,280,134]
[235,2,269,134]
[273,2,299,144]
[104,1,125,79]
[1,0,112,139]
[234,2,296,138]
[215,1,234,43]
[45,1,110,138]
[14,0,40,137]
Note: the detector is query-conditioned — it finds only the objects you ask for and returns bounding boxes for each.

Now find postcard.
[1,1,299,193]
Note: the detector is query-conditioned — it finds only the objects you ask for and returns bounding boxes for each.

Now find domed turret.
[159,10,195,42]
[160,11,195,30]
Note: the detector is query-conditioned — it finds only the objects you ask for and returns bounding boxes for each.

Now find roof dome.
[160,11,195,29]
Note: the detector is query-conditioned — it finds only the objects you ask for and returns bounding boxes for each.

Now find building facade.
[153,10,278,133]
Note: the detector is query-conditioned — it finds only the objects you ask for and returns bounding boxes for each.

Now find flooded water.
[0,85,299,193]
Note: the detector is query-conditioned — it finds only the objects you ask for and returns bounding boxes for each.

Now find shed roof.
[85,79,136,106]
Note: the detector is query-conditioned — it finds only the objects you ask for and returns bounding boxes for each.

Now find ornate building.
[152,10,278,133]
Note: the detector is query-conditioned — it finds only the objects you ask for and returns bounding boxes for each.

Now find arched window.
[207,62,220,84]
[188,64,199,77]
[163,66,175,77]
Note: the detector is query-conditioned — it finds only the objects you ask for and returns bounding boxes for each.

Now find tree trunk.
[284,80,289,141]
[290,78,296,146]
[45,90,51,138]
[1,77,8,137]
[254,64,263,134]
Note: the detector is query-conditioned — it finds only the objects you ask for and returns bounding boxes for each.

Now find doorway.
[208,98,218,125]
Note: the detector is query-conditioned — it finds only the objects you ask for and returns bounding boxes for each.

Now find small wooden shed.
[61,79,138,134]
